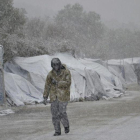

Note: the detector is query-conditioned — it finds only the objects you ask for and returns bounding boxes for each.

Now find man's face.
[52,62,61,72]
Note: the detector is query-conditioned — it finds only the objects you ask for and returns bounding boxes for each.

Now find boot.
[53,132,61,136]
[65,127,70,134]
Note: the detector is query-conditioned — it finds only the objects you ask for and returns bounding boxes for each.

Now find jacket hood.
[61,64,67,69]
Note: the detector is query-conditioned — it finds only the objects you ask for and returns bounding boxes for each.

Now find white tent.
[4,71,43,106]
[79,58,124,97]
[124,57,140,85]
[106,59,137,84]
[124,57,140,64]
[4,53,124,106]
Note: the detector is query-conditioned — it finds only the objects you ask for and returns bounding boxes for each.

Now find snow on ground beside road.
[0,109,14,116]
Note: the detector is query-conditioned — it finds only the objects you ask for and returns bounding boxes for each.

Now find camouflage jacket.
[43,64,71,102]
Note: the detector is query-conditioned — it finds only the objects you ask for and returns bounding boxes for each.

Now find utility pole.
[0,45,5,105]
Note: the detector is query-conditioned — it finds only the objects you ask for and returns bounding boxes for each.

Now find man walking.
[43,58,71,136]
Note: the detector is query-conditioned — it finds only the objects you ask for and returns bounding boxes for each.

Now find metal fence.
[0,45,5,105]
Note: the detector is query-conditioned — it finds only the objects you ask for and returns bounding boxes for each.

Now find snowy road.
[0,89,140,140]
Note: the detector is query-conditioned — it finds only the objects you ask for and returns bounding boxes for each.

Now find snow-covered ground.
[0,84,140,140]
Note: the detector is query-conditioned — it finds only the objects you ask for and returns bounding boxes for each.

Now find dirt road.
[0,87,140,140]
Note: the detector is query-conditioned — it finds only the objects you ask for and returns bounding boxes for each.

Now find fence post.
[0,45,5,105]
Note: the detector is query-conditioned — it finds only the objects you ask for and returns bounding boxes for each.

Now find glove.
[43,97,48,105]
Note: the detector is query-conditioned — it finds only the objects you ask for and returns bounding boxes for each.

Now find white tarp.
[85,69,107,99]
[4,71,43,106]
[4,53,124,106]
[124,57,140,64]
[106,59,137,84]
[79,58,124,92]
[70,69,86,100]
[124,57,140,85]
[83,58,103,65]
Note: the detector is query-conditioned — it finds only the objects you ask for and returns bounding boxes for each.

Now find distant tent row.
[4,53,138,106]
[105,57,140,85]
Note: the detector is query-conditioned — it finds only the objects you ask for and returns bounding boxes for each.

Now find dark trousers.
[51,99,69,133]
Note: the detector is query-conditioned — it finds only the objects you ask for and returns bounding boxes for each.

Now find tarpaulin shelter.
[106,59,137,85]
[124,58,140,85]
[4,53,124,106]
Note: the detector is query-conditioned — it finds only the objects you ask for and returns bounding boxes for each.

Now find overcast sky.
[13,0,140,28]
